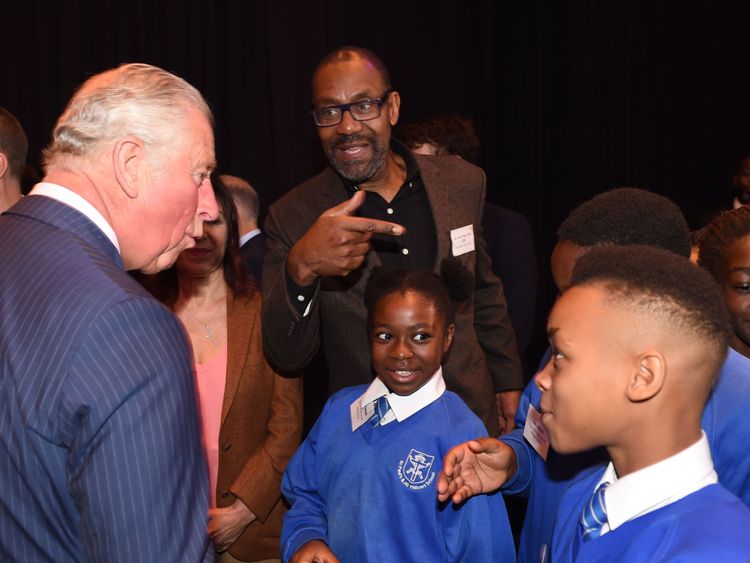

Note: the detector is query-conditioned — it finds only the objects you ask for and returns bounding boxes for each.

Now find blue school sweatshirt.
[281,385,515,562]
[502,347,750,562]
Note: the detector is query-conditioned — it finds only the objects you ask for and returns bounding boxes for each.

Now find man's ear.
[388,90,401,127]
[627,352,666,402]
[112,138,145,199]
[0,152,8,179]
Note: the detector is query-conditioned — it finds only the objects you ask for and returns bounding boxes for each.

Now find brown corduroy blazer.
[218,292,303,561]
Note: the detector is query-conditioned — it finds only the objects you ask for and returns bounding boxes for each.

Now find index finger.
[340,216,405,236]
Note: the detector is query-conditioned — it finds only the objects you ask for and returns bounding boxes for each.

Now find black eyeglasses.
[310,90,392,127]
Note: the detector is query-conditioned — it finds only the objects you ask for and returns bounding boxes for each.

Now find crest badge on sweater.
[397,449,436,490]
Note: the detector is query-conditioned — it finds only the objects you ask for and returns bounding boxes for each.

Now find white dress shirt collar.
[597,431,717,535]
[239,228,261,247]
[30,183,120,253]
[357,367,447,425]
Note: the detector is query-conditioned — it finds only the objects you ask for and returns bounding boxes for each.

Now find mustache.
[331,134,375,150]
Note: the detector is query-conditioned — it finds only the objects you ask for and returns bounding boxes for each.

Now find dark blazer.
[482,202,537,356]
[262,154,522,435]
[218,292,303,561]
[239,231,266,288]
[0,195,211,562]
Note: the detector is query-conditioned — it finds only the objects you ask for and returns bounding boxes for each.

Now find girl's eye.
[375,332,391,342]
[413,333,432,342]
[733,284,750,293]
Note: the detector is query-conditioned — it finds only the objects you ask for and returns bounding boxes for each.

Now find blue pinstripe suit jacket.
[0,196,213,562]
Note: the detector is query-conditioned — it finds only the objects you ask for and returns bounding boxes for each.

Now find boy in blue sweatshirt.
[449,188,750,562]
[440,245,750,561]
[281,263,514,562]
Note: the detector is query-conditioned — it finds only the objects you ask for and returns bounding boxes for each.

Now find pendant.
[204,324,213,339]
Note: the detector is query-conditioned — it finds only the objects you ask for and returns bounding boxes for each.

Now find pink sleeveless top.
[194,345,228,508]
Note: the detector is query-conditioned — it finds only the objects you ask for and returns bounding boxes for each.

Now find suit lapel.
[222,295,253,425]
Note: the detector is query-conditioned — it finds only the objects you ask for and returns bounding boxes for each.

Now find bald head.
[313,46,391,95]
[222,174,259,234]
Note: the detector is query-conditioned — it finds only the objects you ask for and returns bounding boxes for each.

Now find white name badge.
[350,397,376,432]
[450,224,475,256]
[523,404,550,461]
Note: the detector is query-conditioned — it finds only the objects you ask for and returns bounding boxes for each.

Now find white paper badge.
[523,404,550,461]
[450,225,475,256]
[350,396,376,432]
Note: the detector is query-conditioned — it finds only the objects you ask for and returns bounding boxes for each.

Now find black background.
[4,0,750,364]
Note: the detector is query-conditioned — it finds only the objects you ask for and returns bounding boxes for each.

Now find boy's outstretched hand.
[291,540,340,563]
[437,438,518,504]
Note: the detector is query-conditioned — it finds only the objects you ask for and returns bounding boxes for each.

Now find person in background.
[397,115,538,360]
[0,63,219,562]
[148,175,303,562]
[262,46,522,436]
[223,174,266,286]
[0,107,28,212]
[699,206,750,360]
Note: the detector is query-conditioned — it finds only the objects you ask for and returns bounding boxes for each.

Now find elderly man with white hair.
[0,63,219,562]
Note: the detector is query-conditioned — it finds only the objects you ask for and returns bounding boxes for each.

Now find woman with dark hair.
[153,175,302,562]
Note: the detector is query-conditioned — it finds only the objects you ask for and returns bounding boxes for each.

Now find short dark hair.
[364,259,473,328]
[314,46,392,91]
[571,245,730,365]
[698,206,750,281]
[558,188,691,257]
[0,108,28,180]
[397,115,480,163]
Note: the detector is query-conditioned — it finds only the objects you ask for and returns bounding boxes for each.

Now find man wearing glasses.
[262,46,522,436]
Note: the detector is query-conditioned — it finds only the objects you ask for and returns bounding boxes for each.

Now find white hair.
[44,63,212,169]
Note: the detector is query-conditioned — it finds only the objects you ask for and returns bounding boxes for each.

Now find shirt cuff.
[285,266,316,317]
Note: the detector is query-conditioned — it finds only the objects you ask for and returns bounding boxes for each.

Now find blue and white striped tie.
[369,396,391,427]
[579,482,610,541]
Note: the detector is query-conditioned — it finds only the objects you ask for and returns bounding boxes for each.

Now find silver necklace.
[184,302,223,339]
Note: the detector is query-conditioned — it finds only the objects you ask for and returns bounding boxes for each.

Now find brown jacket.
[262,151,522,435]
[218,292,303,561]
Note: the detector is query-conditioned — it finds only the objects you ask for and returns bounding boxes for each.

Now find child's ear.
[627,351,666,402]
[444,323,456,350]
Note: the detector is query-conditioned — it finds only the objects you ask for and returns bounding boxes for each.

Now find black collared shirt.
[343,140,436,271]
[287,140,437,313]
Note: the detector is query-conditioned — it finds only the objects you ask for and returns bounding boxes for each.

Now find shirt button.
[220,490,230,498]
[402,248,409,255]
[386,208,394,215]
[297,294,305,302]
[409,182,413,188]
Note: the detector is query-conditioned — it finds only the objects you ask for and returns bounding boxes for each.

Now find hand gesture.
[437,438,517,504]
[287,190,405,286]
[290,539,340,563]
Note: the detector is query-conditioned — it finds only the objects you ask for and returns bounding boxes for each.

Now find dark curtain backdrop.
[4,0,750,364]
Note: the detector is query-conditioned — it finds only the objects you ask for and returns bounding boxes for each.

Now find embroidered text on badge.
[450,225,475,256]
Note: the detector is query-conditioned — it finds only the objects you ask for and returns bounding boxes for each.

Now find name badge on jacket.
[450,224,475,256]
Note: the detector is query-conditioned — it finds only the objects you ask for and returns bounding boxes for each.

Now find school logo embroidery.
[397,448,436,490]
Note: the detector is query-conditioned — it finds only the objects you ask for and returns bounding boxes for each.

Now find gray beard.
[325,137,387,185]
